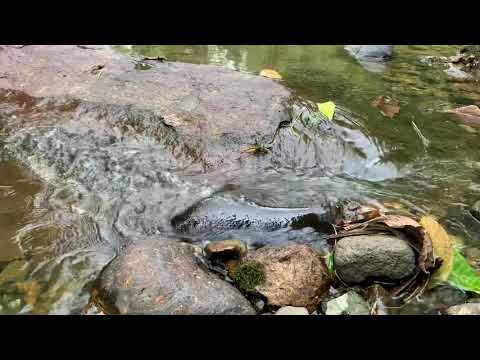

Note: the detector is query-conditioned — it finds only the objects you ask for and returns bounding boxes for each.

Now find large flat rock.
[0,45,293,167]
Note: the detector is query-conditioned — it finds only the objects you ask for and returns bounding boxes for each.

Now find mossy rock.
[234,261,266,293]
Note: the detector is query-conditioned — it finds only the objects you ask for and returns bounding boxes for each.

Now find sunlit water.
[1,45,480,314]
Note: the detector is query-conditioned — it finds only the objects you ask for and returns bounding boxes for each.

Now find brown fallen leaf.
[259,69,282,80]
[371,96,400,118]
[403,225,435,273]
[340,203,382,226]
[446,105,480,127]
[420,216,454,283]
[378,215,421,228]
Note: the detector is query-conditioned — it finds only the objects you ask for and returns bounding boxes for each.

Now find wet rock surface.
[334,235,416,284]
[173,196,334,234]
[0,45,293,168]
[239,244,331,311]
[97,238,255,315]
[445,302,480,315]
[205,239,247,259]
[270,106,401,181]
[470,200,480,221]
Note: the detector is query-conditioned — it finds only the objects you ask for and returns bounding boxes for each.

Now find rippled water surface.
[1,45,480,314]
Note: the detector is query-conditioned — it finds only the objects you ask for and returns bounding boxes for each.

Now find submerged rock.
[270,106,401,181]
[172,196,334,234]
[445,302,480,315]
[470,200,480,221]
[334,235,416,284]
[446,105,480,128]
[345,45,393,72]
[419,55,450,66]
[98,238,255,315]
[275,306,309,315]
[444,63,472,80]
[238,244,331,311]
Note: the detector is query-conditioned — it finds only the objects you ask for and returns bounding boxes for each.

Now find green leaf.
[448,247,480,294]
[325,252,334,274]
[317,101,336,121]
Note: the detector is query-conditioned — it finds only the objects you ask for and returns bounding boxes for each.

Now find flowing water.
[1,45,480,314]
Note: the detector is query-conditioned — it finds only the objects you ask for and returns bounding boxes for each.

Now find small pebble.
[275,306,309,315]
[254,300,265,312]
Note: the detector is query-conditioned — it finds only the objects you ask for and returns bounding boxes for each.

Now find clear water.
[1,45,480,314]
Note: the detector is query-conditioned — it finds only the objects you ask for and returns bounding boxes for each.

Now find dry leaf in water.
[372,96,400,118]
[377,215,435,274]
[259,69,282,80]
[446,105,480,127]
[378,215,421,228]
[420,216,454,282]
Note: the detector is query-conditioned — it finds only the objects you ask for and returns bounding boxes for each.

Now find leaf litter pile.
[327,203,480,312]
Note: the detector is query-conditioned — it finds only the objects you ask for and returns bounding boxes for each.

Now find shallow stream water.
[1,45,480,314]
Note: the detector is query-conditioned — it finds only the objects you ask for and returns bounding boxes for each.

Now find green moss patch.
[234,261,266,293]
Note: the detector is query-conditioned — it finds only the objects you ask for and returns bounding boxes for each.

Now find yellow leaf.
[317,101,336,121]
[383,202,405,210]
[259,69,282,80]
[420,215,454,282]
[449,234,465,247]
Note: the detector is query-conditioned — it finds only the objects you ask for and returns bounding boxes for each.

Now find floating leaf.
[324,291,370,315]
[448,247,480,294]
[259,69,282,80]
[446,105,480,127]
[372,96,400,118]
[317,101,336,121]
[420,216,454,282]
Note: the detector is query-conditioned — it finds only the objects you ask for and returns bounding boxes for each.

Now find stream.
[1,45,480,314]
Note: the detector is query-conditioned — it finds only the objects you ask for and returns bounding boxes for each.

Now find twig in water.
[341,215,387,232]
[411,120,430,149]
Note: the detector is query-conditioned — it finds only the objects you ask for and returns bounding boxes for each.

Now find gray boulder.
[334,235,416,284]
[98,238,256,315]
